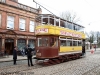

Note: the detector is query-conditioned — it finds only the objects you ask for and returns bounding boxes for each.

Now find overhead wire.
[34,0,61,13]
[33,0,57,16]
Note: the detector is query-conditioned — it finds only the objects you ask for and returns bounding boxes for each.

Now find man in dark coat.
[25,45,34,67]
[13,46,17,65]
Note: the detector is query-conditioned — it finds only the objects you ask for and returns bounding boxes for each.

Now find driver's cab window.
[38,37,49,47]
[38,38,42,47]
[50,37,58,47]
[42,38,48,46]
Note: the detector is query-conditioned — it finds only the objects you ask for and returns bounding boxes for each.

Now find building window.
[7,16,14,30]
[0,0,6,3]
[28,39,35,48]
[30,20,35,32]
[0,14,1,27]
[19,18,25,31]
[17,39,26,51]
[12,0,17,2]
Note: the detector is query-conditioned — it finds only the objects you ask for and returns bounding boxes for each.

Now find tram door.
[5,39,14,55]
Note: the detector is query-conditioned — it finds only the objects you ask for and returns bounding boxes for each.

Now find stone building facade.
[0,0,41,54]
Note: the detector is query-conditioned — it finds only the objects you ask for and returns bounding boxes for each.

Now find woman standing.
[13,46,17,65]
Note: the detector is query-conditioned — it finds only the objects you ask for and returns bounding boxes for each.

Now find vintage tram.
[34,14,86,65]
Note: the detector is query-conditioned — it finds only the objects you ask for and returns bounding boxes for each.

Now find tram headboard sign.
[35,28,48,34]
[60,31,82,38]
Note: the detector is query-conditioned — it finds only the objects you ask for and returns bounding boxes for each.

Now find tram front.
[35,14,60,59]
[36,35,59,59]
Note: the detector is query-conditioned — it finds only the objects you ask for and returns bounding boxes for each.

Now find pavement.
[0,55,28,62]
[0,48,100,63]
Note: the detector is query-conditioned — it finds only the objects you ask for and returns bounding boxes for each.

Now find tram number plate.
[36,53,41,56]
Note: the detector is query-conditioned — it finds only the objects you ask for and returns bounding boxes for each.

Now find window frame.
[7,15,14,30]
[19,18,26,31]
[29,20,35,32]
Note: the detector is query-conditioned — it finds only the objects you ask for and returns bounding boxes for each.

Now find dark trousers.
[27,56,33,66]
[13,59,17,65]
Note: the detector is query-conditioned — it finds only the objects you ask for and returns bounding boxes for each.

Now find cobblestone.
[0,60,42,74]
[0,51,100,75]
[21,51,100,75]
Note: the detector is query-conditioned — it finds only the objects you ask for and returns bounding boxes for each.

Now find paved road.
[0,50,100,75]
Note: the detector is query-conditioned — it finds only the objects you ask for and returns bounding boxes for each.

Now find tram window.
[43,18,48,24]
[50,37,58,47]
[38,38,42,47]
[78,41,82,46]
[73,41,78,46]
[60,20,65,27]
[50,18,54,25]
[56,19,59,26]
[60,40,66,46]
[73,25,78,30]
[60,37,66,39]
[66,40,72,46]
[42,38,48,47]
[67,23,72,29]
[64,22,67,28]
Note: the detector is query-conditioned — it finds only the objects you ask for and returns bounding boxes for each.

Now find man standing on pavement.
[25,45,34,67]
[13,46,18,65]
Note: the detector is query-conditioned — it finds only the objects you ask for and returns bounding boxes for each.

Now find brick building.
[0,0,41,54]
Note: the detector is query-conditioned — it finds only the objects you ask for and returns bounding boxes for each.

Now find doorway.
[5,39,14,55]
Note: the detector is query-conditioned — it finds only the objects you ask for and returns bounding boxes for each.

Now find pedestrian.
[13,46,18,65]
[22,49,25,57]
[94,45,96,51]
[25,45,34,67]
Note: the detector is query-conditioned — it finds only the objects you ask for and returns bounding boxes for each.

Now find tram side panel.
[59,40,85,56]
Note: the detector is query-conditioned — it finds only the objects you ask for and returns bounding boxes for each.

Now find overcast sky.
[18,0,100,32]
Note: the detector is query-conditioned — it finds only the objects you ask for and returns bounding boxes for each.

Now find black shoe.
[31,64,34,66]
[14,63,17,65]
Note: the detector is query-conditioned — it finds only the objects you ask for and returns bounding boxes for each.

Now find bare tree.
[86,31,100,46]
[95,31,100,47]
[60,11,80,23]
[86,31,95,43]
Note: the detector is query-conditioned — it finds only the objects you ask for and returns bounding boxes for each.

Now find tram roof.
[37,14,85,28]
